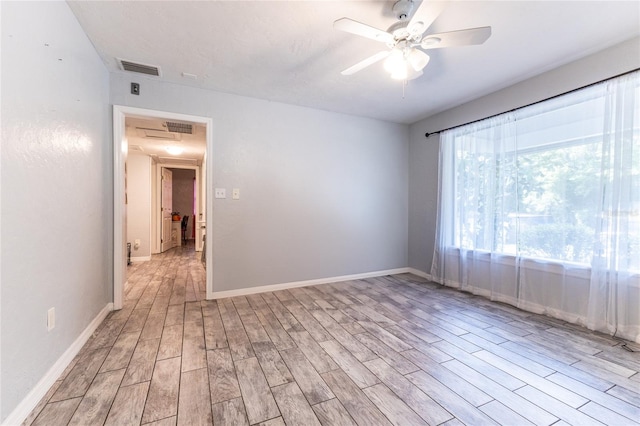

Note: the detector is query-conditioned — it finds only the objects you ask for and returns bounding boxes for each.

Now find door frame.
[154,164,202,254]
[113,105,214,309]
[159,167,174,253]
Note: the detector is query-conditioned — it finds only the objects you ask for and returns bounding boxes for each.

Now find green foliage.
[456,141,603,263]
[519,222,595,263]
[455,136,640,271]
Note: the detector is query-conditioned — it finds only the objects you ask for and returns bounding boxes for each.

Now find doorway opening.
[113,106,213,309]
[156,166,200,254]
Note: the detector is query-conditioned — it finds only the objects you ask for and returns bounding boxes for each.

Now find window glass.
[447,81,639,271]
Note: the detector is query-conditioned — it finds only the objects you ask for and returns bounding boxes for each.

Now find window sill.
[444,246,640,285]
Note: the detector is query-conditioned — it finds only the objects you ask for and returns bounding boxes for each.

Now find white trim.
[113,105,215,309]
[151,159,160,254]
[211,268,411,299]
[113,107,126,310]
[130,256,151,262]
[148,156,155,257]
[406,267,433,281]
[155,163,202,252]
[2,303,113,426]
[205,132,213,299]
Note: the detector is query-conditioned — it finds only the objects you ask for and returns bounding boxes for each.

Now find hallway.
[23,244,640,425]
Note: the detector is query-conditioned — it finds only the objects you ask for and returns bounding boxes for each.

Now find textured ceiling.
[68,1,640,124]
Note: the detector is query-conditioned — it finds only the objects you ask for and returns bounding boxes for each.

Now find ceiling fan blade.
[421,26,492,49]
[341,51,390,75]
[407,0,448,36]
[334,18,394,44]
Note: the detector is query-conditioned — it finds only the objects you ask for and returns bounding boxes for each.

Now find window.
[431,71,639,342]
[442,78,639,271]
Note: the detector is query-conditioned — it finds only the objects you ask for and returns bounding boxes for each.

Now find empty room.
[1,1,639,425]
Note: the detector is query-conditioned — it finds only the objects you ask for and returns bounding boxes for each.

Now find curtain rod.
[424,68,640,138]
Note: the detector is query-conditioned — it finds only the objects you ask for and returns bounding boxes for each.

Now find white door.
[161,167,173,252]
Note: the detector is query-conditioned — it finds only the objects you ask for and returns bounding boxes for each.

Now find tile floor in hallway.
[24,242,640,425]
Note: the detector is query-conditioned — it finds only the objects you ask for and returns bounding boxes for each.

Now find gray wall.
[127,153,152,258]
[0,1,111,421]
[407,36,640,274]
[110,75,409,293]
[171,168,196,240]
[407,126,440,273]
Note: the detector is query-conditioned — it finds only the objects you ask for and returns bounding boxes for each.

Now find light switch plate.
[232,188,240,200]
[215,188,226,199]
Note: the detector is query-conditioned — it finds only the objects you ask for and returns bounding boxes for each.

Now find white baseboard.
[2,303,113,426]
[130,256,151,262]
[211,267,413,299]
[406,267,433,281]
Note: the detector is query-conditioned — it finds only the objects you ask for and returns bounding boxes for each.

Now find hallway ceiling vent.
[135,127,181,140]
[165,122,193,134]
[117,58,161,76]
[159,157,198,165]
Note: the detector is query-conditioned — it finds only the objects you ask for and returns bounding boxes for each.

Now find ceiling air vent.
[118,58,161,76]
[165,122,193,134]
[135,127,181,140]
[159,157,198,165]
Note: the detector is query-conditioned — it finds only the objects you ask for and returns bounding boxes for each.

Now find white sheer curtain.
[431,71,639,342]
[587,73,640,340]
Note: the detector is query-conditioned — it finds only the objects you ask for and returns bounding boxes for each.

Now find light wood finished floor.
[25,243,640,425]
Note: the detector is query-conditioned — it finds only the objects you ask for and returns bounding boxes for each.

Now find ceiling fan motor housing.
[392,0,414,21]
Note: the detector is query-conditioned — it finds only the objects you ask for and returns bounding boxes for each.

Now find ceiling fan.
[334,0,491,80]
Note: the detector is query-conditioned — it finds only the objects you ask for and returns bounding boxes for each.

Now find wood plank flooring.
[25,243,640,425]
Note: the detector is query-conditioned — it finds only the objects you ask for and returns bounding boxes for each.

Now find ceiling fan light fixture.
[407,49,430,71]
[383,48,405,74]
[384,47,428,80]
[406,68,424,81]
[390,69,408,80]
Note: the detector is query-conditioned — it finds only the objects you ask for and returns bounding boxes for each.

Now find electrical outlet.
[47,307,55,331]
[215,188,226,199]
